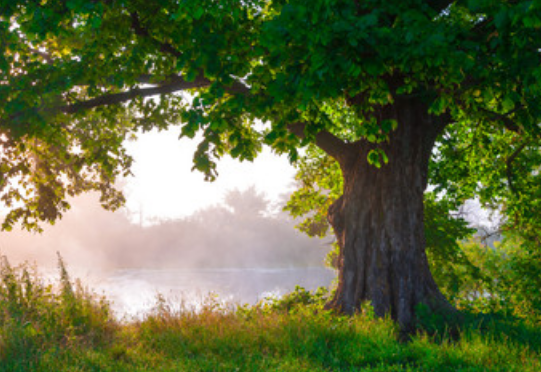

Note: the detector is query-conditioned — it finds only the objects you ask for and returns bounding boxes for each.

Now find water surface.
[86,267,336,317]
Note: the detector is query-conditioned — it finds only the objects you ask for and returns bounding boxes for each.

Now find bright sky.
[122,129,297,223]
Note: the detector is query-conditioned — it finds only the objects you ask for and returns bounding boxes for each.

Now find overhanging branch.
[3,71,252,128]
[287,122,348,162]
[57,72,250,114]
[59,76,210,114]
[128,10,251,96]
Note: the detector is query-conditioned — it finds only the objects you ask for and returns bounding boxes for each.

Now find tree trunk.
[326,97,453,331]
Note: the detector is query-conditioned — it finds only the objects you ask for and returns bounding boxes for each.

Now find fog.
[0,187,334,315]
[0,186,329,269]
[0,181,499,316]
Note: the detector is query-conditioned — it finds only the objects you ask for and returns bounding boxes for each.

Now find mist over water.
[0,187,335,317]
[76,267,334,318]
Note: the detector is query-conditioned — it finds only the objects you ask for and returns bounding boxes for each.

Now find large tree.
[1,1,540,329]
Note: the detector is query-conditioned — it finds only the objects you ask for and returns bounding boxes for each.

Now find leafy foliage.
[1,0,540,233]
[431,118,541,240]
[447,235,541,324]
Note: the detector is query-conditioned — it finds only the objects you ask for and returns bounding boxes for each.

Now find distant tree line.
[0,187,328,269]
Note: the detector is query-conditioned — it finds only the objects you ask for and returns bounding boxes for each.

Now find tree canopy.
[1,0,539,231]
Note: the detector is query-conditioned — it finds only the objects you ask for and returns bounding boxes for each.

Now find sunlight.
[123,129,297,223]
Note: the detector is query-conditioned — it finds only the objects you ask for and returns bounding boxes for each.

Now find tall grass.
[0,255,115,371]
[0,258,539,371]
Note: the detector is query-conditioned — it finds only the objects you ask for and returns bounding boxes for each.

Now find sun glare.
[123,129,296,224]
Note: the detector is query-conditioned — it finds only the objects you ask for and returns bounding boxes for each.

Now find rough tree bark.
[322,96,454,331]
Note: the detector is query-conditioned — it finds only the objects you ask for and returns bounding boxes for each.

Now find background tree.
[1,1,540,329]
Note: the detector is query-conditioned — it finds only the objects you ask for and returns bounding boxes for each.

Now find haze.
[123,129,297,222]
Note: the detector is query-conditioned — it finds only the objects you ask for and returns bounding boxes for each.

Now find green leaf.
[264,130,279,144]
[194,7,205,20]
[502,95,515,112]
[367,149,382,168]
[185,70,197,82]
[381,119,396,134]
[523,15,541,28]
[429,97,448,115]
[91,16,102,29]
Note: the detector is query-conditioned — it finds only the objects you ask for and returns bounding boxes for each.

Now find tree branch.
[28,47,54,65]
[126,71,251,94]
[128,11,252,96]
[130,11,182,58]
[225,79,252,96]
[58,76,210,115]
[422,111,453,168]
[479,107,522,133]
[287,122,348,162]
[128,10,251,95]
[506,140,529,195]
[3,71,252,128]
[59,72,250,113]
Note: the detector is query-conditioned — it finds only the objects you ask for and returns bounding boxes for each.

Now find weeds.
[0,255,115,371]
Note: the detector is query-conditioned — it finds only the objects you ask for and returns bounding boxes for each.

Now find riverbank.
[1,259,539,371]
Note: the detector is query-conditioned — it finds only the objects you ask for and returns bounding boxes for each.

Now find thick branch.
[121,71,251,94]
[129,11,252,96]
[59,73,250,113]
[422,111,453,169]
[429,111,452,140]
[59,76,210,115]
[225,79,252,96]
[288,122,348,162]
[3,72,251,128]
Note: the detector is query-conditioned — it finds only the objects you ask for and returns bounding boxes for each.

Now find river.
[79,267,336,318]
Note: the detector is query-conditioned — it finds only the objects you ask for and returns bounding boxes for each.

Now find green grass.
[0,257,539,372]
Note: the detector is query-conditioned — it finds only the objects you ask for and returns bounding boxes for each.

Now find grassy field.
[0,258,539,372]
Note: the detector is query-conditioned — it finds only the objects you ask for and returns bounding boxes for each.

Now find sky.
[122,128,298,224]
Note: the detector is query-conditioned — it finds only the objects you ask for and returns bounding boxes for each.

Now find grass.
[0,256,539,371]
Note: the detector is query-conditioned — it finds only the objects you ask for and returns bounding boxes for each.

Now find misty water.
[1,190,337,318]
[2,189,496,319]
[80,267,335,318]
